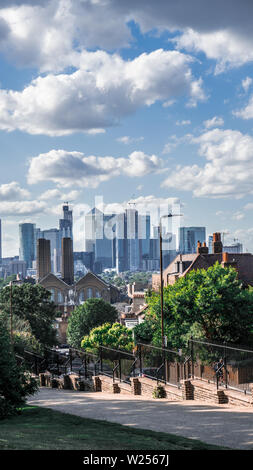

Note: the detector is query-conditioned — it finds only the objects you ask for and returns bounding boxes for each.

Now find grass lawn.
[0,405,228,450]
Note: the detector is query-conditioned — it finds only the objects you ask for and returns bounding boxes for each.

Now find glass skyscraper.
[19,223,36,268]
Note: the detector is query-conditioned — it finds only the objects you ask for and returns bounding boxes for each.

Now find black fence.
[16,338,253,396]
[189,338,253,394]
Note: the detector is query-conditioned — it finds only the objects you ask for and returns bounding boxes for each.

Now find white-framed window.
[95,290,101,298]
[79,290,85,303]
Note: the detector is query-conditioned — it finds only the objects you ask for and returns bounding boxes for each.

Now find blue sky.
[0,0,253,255]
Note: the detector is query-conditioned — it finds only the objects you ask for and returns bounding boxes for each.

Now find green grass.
[0,406,228,450]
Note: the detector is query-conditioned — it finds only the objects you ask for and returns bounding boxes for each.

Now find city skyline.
[0,1,253,256]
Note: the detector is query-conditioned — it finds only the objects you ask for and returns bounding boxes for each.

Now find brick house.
[152,232,253,290]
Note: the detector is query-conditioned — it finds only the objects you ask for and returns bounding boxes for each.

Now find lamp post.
[160,213,182,349]
[10,280,13,347]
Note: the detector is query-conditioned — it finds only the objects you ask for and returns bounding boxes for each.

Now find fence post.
[139,344,142,376]
[119,358,121,382]
[224,342,228,389]
[100,346,103,373]
[69,348,73,372]
[190,337,194,379]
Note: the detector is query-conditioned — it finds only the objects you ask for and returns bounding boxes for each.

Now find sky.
[1,0,253,256]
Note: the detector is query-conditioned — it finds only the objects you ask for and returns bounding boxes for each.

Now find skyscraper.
[0,219,2,266]
[19,223,36,268]
[179,227,206,254]
[59,204,73,239]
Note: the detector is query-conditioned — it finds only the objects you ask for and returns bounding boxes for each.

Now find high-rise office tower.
[0,219,2,266]
[179,227,206,254]
[36,238,51,280]
[19,223,36,268]
[59,204,73,239]
[61,237,74,285]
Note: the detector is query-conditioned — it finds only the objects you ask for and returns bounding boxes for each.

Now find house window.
[57,291,64,303]
[79,290,85,303]
[95,290,101,298]
[50,288,55,302]
[87,287,93,299]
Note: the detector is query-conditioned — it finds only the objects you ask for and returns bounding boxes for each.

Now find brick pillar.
[182,380,194,400]
[216,390,228,404]
[93,376,102,392]
[39,373,46,386]
[131,377,141,395]
[112,383,120,393]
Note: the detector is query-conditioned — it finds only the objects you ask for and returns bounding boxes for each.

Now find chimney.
[221,252,238,272]
[36,238,51,281]
[212,232,223,254]
[61,237,74,285]
[197,240,209,255]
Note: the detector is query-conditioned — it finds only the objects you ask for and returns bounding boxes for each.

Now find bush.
[0,317,38,419]
[152,385,167,399]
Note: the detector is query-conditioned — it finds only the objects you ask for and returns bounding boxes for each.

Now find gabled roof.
[75,271,110,288]
[39,272,71,288]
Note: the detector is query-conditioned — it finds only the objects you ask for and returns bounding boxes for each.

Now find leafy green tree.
[81,322,134,353]
[67,298,118,348]
[0,283,57,348]
[0,315,38,419]
[140,263,253,349]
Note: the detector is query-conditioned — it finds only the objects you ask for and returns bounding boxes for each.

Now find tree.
[81,323,134,353]
[139,263,253,350]
[67,298,118,348]
[0,315,38,419]
[0,283,57,348]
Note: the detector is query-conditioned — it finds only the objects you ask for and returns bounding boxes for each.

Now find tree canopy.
[136,263,253,350]
[0,315,38,419]
[81,322,134,353]
[0,283,57,349]
[67,298,118,348]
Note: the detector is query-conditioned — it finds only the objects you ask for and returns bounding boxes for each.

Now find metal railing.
[188,338,253,394]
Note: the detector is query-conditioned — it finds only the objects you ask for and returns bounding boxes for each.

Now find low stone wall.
[136,376,182,401]
[191,380,228,404]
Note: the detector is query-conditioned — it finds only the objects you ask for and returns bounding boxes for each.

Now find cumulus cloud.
[233,94,253,120]
[203,116,224,128]
[0,0,252,73]
[0,200,46,216]
[27,149,164,188]
[162,128,253,198]
[0,49,205,136]
[242,77,252,93]
[0,181,30,201]
[40,188,80,201]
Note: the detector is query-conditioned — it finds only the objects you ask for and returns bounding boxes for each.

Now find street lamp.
[10,280,13,347]
[159,213,182,349]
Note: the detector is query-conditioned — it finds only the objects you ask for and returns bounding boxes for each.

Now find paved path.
[28,388,253,450]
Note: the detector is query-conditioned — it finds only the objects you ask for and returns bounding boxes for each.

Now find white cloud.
[116,136,144,145]
[0,0,253,74]
[176,120,191,126]
[173,28,253,73]
[242,77,252,93]
[27,149,164,188]
[233,94,253,120]
[0,181,30,201]
[40,188,80,201]
[162,128,253,198]
[203,116,224,128]
[0,200,46,216]
[0,49,205,136]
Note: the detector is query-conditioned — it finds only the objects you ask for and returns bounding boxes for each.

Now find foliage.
[81,322,134,353]
[152,385,167,399]
[4,314,43,356]
[141,263,253,350]
[0,316,38,419]
[0,275,16,290]
[134,318,157,344]
[0,283,57,348]
[67,298,118,348]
